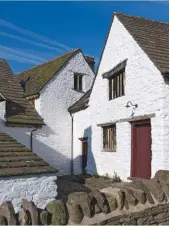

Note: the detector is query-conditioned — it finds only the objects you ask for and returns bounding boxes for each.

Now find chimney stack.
[85,56,95,72]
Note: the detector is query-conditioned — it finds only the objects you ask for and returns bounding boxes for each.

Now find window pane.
[109,127,112,150]
[103,128,107,148]
[74,74,77,90]
[108,128,110,149]
[113,125,116,150]
[103,125,116,151]
[122,71,125,95]
[79,76,82,91]
[117,75,119,97]
[112,78,114,100]
[114,77,117,98]
[109,79,112,100]
[119,73,122,97]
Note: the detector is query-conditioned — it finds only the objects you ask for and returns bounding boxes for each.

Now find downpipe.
[69,112,74,175]
[31,127,38,151]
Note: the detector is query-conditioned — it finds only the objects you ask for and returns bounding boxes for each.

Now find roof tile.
[0,132,57,177]
[68,89,91,113]
[17,49,80,96]
[0,60,44,127]
[115,12,169,74]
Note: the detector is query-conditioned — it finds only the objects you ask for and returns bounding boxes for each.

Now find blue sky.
[0,1,169,73]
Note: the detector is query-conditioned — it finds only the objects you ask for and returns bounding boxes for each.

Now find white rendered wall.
[73,16,169,180]
[33,51,95,175]
[0,174,57,213]
[0,101,32,148]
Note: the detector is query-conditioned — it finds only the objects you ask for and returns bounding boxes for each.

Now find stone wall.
[103,204,169,225]
[0,170,168,225]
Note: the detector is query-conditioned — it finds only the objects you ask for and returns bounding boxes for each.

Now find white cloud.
[0,32,65,53]
[0,45,47,62]
[0,18,72,51]
[0,51,41,65]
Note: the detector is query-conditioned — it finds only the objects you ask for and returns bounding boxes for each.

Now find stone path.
[57,174,115,202]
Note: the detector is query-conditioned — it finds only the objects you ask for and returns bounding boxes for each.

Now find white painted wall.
[72,16,169,180]
[0,101,32,148]
[0,51,94,176]
[0,174,57,213]
[0,103,58,212]
[32,51,95,175]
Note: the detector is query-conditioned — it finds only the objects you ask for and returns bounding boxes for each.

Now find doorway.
[131,119,152,179]
[79,137,88,171]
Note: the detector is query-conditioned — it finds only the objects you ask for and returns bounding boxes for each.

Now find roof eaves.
[102,58,128,79]
[68,89,91,113]
[6,121,45,128]
[162,72,169,77]
[0,92,6,101]
[69,104,89,114]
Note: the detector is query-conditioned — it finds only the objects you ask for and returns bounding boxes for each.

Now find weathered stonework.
[0,171,168,225]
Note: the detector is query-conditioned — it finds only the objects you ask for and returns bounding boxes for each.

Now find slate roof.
[0,132,57,177]
[115,12,169,74]
[17,49,80,97]
[68,89,91,113]
[0,59,44,127]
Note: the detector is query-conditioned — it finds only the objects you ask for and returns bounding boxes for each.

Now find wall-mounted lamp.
[125,101,138,108]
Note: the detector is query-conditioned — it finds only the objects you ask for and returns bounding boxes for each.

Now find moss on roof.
[17,49,80,96]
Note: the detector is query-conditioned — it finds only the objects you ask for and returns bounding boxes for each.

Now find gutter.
[69,112,74,174]
[31,127,38,151]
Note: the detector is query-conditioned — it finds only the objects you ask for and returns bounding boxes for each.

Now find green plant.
[82,168,87,175]
[112,171,122,182]
[92,173,100,178]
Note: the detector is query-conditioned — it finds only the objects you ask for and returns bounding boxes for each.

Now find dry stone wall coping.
[0,170,169,225]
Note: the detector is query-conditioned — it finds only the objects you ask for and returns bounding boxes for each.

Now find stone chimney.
[85,56,95,72]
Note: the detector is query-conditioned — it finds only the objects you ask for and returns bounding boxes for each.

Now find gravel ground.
[57,174,118,201]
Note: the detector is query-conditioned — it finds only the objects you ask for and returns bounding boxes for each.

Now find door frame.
[79,137,88,171]
[130,119,151,178]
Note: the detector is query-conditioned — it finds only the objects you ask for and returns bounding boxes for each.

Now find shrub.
[112,171,122,182]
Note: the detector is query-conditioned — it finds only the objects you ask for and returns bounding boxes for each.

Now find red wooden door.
[82,141,88,170]
[131,119,151,179]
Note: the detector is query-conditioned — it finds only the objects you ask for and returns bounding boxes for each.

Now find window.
[74,73,83,91]
[109,70,125,100]
[103,125,116,152]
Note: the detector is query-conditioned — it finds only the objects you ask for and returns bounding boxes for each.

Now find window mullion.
[122,71,125,95]
[77,76,78,90]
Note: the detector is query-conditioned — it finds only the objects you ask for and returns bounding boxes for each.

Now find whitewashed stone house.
[68,13,169,180]
[0,59,57,212]
[17,49,95,175]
